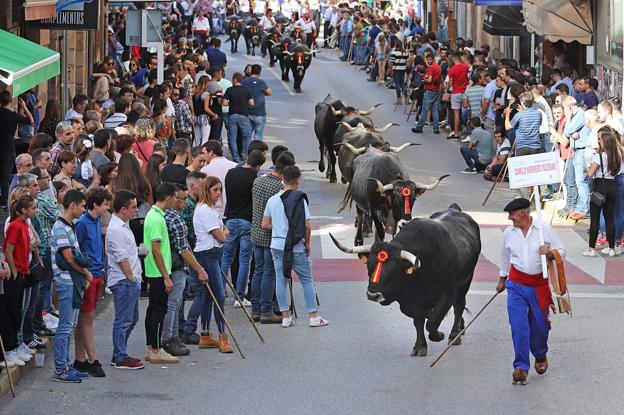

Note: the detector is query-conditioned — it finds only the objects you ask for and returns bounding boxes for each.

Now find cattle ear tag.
[406,267,414,275]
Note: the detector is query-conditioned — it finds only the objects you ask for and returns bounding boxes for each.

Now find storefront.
[594,0,623,98]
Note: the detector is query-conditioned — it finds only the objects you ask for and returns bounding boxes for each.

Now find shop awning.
[0,30,60,96]
[24,0,58,21]
[522,0,593,44]
[483,6,527,37]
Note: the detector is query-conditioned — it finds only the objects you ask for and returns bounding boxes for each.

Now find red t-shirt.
[424,63,442,92]
[448,63,469,94]
[3,218,31,274]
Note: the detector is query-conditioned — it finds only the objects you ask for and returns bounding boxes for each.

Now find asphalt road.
[3,45,624,415]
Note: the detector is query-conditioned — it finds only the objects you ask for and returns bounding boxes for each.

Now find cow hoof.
[329,176,337,183]
[428,330,445,342]
[295,89,302,93]
[354,239,364,246]
[410,346,427,357]
[448,336,462,346]
[363,231,372,238]
[341,177,347,184]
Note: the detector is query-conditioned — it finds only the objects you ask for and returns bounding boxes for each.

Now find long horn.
[400,250,420,268]
[282,51,294,56]
[374,123,399,133]
[342,142,366,155]
[330,106,342,116]
[368,178,394,193]
[304,51,313,55]
[388,142,420,153]
[339,122,357,132]
[329,233,372,254]
[414,174,450,191]
[358,103,384,115]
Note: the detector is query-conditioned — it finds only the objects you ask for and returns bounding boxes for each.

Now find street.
[2,44,624,415]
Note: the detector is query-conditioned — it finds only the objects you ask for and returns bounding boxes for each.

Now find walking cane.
[220,270,265,344]
[430,292,499,368]
[0,334,16,397]
[202,281,246,359]
[482,138,518,207]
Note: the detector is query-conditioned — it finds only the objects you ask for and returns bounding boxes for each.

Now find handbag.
[29,256,46,282]
[590,153,607,206]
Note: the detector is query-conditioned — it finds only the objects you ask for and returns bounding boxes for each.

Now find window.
[596,0,623,71]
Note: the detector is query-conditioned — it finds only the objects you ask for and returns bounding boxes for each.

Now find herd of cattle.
[224,14,313,93]
[314,95,483,358]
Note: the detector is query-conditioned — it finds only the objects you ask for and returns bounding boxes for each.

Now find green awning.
[0,30,60,97]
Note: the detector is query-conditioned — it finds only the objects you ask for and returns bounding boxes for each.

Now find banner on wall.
[30,0,99,30]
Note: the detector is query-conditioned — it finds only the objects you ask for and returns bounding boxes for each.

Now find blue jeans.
[393,70,406,98]
[197,248,226,333]
[183,268,204,334]
[415,90,440,130]
[226,114,252,162]
[221,219,253,298]
[248,114,266,141]
[354,44,364,63]
[460,146,486,171]
[162,270,187,341]
[271,249,318,313]
[39,249,54,313]
[506,280,549,372]
[563,157,578,210]
[250,245,276,315]
[53,282,79,371]
[110,279,140,364]
[573,151,590,214]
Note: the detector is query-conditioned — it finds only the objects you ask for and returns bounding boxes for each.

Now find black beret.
[503,198,531,212]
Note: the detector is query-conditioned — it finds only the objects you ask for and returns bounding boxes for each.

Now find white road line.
[479,228,504,269]
[264,65,296,97]
[468,289,624,299]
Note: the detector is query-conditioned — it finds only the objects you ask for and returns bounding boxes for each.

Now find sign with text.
[30,0,99,30]
[507,152,561,189]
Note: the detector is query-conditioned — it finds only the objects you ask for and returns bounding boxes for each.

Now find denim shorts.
[451,93,464,110]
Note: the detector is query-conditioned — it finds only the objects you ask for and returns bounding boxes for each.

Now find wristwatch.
[127,274,137,282]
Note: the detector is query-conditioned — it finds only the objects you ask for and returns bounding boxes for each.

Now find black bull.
[225,18,242,53]
[285,45,313,93]
[243,22,261,56]
[330,204,481,357]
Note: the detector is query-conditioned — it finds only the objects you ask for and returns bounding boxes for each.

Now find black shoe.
[180,332,200,345]
[88,360,106,377]
[163,339,190,357]
[73,359,90,373]
[412,128,423,133]
[432,130,440,134]
[367,78,377,82]
[260,314,282,324]
[27,338,47,350]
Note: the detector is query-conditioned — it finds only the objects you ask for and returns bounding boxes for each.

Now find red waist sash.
[509,265,554,313]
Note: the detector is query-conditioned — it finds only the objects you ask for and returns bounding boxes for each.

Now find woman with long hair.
[584,130,624,257]
[52,151,88,192]
[152,98,174,144]
[144,153,166,204]
[93,62,113,104]
[38,100,62,137]
[388,37,409,105]
[133,117,159,171]
[375,32,387,83]
[193,76,217,146]
[112,153,152,212]
[193,176,233,353]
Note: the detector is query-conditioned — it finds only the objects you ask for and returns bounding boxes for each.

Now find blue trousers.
[415,90,440,131]
[573,151,590,214]
[506,280,550,372]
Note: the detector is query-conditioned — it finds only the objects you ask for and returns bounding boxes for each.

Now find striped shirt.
[51,217,80,285]
[33,192,61,256]
[510,108,543,150]
[389,49,409,72]
[165,208,190,273]
[464,85,485,118]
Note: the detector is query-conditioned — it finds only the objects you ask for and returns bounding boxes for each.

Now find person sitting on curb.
[484,129,511,181]
[460,117,494,174]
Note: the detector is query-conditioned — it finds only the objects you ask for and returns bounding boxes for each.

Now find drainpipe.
[60,30,69,114]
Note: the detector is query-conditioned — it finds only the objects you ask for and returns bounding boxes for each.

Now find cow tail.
[338,182,353,213]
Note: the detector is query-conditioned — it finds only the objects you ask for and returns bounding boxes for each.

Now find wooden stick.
[430,292,499,368]
[549,155,571,225]
[220,270,265,344]
[202,281,246,359]
[482,138,518,207]
[0,334,16,397]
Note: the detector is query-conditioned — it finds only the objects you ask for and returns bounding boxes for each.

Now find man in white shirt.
[200,140,236,217]
[192,8,211,47]
[496,198,566,385]
[65,94,88,121]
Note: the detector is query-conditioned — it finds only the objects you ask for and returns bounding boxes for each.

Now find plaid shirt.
[165,208,190,273]
[251,174,283,247]
[49,141,71,176]
[174,100,194,135]
[180,195,197,248]
[33,192,61,256]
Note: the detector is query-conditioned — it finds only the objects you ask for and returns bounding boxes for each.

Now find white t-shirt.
[193,203,224,251]
[254,0,266,14]
[295,18,316,34]
[592,152,624,179]
[239,0,250,12]
[263,190,310,252]
[193,16,211,33]
[259,15,274,30]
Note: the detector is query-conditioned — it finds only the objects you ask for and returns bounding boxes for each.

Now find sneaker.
[600,247,612,255]
[53,367,82,383]
[608,249,616,258]
[446,133,459,140]
[282,317,294,328]
[6,351,25,366]
[36,327,55,337]
[180,332,201,345]
[43,312,58,330]
[19,343,36,355]
[114,358,144,370]
[88,360,106,377]
[260,313,283,324]
[163,339,191,356]
[73,359,90,373]
[461,168,477,174]
[309,316,330,327]
[234,298,252,308]
[16,350,33,362]
[582,249,596,257]
[596,237,607,247]
[68,366,89,378]
[148,348,179,364]
[461,135,472,143]
[615,245,623,255]
[28,338,47,350]
[432,130,440,134]
[0,358,15,368]
[411,127,423,133]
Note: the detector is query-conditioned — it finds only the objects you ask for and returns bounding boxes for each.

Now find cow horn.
[339,122,356,132]
[374,123,399,133]
[358,103,383,115]
[388,142,419,153]
[329,233,372,254]
[400,250,420,268]
[368,178,394,193]
[304,51,313,55]
[342,142,366,155]
[414,174,450,191]
[330,106,342,116]
[282,51,294,56]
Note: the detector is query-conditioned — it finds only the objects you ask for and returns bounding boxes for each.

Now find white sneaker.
[43,313,58,330]
[582,249,596,257]
[0,358,15,368]
[309,316,330,327]
[282,317,294,328]
[233,298,252,308]
[105,287,113,295]
[461,135,472,143]
[18,343,36,355]
[16,350,32,362]
[7,351,26,366]
[616,245,623,255]
[609,249,616,258]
